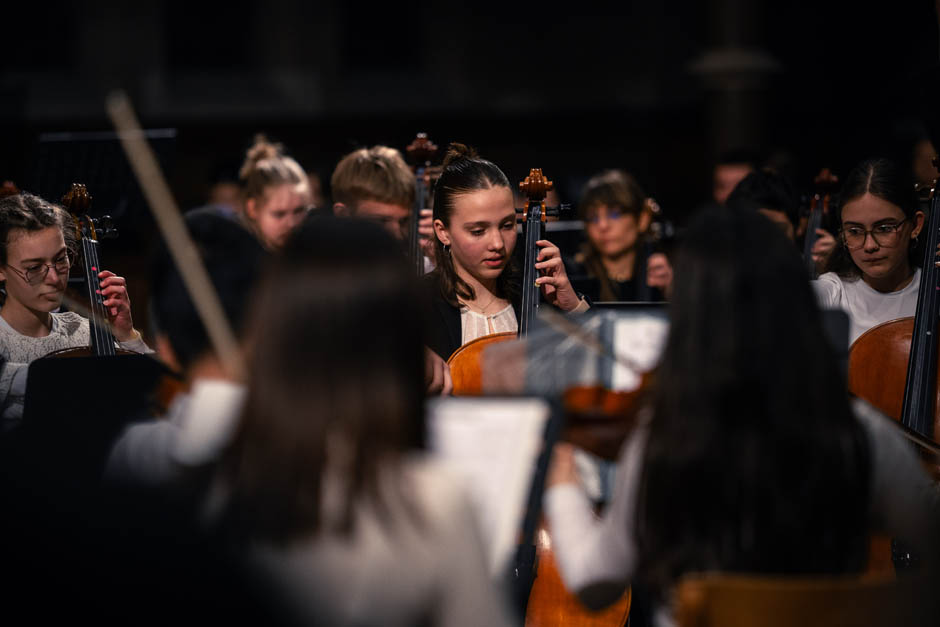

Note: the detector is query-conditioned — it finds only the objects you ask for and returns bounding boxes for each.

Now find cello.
[802,168,838,279]
[445,168,633,624]
[404,132,440,275]
[447,168,559,395]
[847,158,940,572]
[50,183,123,357]
[38,183,182,413]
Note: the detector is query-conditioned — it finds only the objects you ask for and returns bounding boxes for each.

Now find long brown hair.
[430,142,517,306]
[576,170,647,301]
[216,216,426,543]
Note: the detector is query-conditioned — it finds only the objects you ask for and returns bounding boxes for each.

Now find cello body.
[447,332,516,396]
[848,318,940,444]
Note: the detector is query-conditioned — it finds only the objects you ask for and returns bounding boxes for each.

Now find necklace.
[464,292,501,316]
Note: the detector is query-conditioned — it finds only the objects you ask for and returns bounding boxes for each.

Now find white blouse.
[459,304,518,347]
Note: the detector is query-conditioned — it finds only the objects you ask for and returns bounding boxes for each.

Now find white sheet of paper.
[426,397,550,577]
[610,315,668,391]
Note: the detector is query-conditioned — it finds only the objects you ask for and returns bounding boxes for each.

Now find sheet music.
[610,314,668,391]
[426,397,550,577]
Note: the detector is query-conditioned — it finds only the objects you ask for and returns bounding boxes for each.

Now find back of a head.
[329,145,415,210]
[221,216,426,542]
[149,208,269,372]
[725,169,800,230]
[638,207,869,595]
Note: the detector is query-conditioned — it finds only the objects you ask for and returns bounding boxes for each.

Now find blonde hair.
[330,146,415,210]
[239,134,309,205]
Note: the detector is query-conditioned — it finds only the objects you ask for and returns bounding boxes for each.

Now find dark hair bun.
[442,142,479,168]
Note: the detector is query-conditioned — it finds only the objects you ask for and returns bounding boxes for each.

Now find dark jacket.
[423,272,522,361]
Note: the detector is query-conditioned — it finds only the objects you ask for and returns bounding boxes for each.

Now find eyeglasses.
[586,207,628,225]
[5,252,71,285]
[841,219,908,250]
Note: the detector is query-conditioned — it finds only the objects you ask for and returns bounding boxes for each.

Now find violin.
[802,168,838,279]
[405,133,440,275]
[447,168,561,395]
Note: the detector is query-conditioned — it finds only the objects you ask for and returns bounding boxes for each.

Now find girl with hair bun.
[238,134,311,250]
[425,143,587,360]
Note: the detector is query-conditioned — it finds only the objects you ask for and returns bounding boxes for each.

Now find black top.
[423,272,522,361]
[564,249,663,303]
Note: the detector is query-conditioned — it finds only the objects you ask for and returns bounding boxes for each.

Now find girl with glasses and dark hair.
[0,192,150,428]
[425,143,587,361]
[813,158,926,344]
[542,207,939,625]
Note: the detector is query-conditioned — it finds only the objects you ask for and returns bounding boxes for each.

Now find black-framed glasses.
[5,252,71,285]
[841,219,908,250]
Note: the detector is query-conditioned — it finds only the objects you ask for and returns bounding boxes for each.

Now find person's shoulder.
[812,271,848,304]
[400,454,476,527]
[52,311,88,336]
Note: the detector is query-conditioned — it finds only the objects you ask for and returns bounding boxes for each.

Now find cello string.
[87,238,114,355]
[82,236,105,355]
[91,240,116,355]
[59,292,165,365]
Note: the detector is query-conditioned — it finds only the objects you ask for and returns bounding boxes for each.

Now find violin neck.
[81,237,116,356]
[519,200,543,337]
[900,192,940,438]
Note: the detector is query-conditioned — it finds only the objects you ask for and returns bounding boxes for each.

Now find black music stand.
[29,128,177,251]
[14,353,174,492]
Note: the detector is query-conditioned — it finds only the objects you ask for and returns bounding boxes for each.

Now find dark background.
[2,0,938,252]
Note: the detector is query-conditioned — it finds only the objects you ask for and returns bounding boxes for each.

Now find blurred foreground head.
[222,216,427,541]
[639,207,869,594]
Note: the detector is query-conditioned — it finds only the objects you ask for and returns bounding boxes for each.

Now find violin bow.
[105,91,246,381]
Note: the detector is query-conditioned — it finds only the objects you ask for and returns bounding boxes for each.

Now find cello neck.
[900,187,940,438]
[410,165,427,274]
[519,197,543,337]
[405,133,438,276]
[81,235,116,356]
[518,168,556,337]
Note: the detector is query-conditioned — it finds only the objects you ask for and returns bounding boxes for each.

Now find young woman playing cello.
[425,143,587,360]
[0,192,149,428]
[544,207,939,626]
[813,157,927,344]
